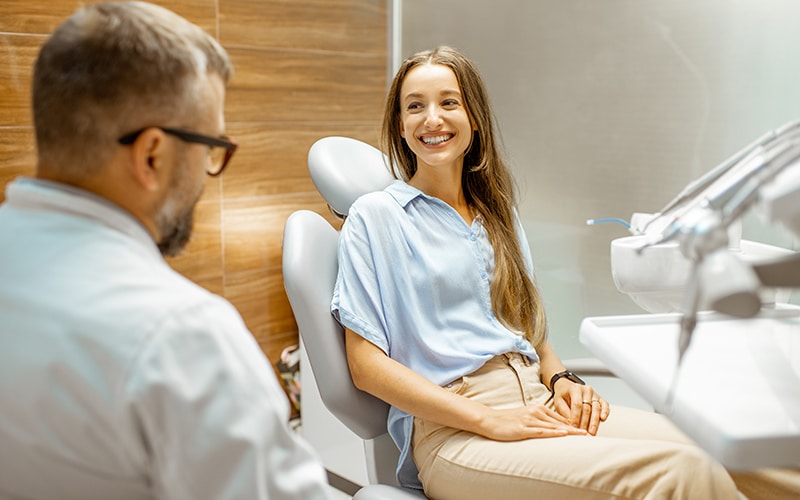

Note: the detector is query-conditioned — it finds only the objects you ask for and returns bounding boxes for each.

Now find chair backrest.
[282,136,394,439]
[307,136,395,218]
[283,210,390,439]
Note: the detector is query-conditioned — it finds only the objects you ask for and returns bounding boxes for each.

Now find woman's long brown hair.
[381,46,547,349]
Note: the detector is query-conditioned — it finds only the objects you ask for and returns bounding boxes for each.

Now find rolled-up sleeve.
[332,203,391,355]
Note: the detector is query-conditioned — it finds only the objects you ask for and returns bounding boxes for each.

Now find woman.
[332,46,788,499]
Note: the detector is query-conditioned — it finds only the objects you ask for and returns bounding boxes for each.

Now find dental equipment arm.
[639,125,785,235]
[637,120,800,367]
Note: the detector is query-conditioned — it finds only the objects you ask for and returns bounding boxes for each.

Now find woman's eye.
[407,102,422,111]
[442,99,459,107]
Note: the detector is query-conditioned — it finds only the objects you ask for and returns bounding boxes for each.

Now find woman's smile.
[419,133,455,146]
[400,63,473,170]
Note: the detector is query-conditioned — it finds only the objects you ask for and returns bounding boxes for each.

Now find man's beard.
[156,201,196,257]
[156,159,202,257]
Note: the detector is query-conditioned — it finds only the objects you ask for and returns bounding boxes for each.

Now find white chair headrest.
[307,136,395,217]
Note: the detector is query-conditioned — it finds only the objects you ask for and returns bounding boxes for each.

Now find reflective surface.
[401,0,800,358]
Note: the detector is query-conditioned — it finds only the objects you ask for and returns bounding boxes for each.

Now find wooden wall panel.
[142,1,218,35]
[222,192,343,371]
[223,122,381,199]
[0,1,388,388]
[166,199,224,296]
[214,0,386,369]
[220,0,385,54]
[0,36,40,127]
[0,0,86,34]
[226,47,386,123]
[0,128,35,204]
[0,0,218,37]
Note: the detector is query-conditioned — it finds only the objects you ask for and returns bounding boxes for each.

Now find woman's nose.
[424,107,443,128]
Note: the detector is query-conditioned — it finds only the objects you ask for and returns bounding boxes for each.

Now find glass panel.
[401,0,800,359]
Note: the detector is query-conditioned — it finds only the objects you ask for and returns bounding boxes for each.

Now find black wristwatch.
[548,370,586,392]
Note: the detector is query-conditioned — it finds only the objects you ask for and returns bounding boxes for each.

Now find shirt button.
[470,234,476,241]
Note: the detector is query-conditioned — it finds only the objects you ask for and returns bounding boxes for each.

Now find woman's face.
[399,63,474,173]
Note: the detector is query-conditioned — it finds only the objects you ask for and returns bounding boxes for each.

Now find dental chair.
[282,136,613,499]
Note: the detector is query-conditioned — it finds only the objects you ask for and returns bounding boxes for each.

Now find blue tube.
[585,217,631,229]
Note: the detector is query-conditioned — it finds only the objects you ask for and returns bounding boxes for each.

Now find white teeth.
[421,134,452,145]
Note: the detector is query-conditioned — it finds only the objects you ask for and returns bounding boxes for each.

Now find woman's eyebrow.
[403,89,462,101]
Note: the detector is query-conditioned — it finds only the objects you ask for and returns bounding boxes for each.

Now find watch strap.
[548,370,586,392]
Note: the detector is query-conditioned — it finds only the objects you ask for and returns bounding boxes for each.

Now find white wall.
[400,0,800,360]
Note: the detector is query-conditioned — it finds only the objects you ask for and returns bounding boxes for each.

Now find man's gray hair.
[32,1,233,178]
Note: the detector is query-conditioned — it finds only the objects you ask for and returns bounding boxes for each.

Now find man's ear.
[128,128,168,192]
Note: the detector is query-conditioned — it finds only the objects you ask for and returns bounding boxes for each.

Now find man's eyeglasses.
[118,127,237,176]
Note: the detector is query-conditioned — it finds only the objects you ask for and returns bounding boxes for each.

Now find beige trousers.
[412,354,799,500]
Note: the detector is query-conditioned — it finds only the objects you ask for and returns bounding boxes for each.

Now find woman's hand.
[476,405,588,441]
[551,381,610,435]
[346,329,580,440]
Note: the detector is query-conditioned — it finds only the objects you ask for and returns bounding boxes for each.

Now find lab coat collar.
[4,177,161,259]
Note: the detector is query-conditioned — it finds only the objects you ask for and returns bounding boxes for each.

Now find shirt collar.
[5,177,161,258]
[385,179,424,207]
[383,179,484,225]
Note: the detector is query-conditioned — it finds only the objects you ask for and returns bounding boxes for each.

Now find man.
[0,2,330,498]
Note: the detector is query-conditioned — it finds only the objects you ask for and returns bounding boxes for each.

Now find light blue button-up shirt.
[332,180,539,489]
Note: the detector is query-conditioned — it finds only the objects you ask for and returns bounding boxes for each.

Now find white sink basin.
[611,235,793,313]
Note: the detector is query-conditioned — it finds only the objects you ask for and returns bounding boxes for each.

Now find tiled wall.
[0,0,387,377]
